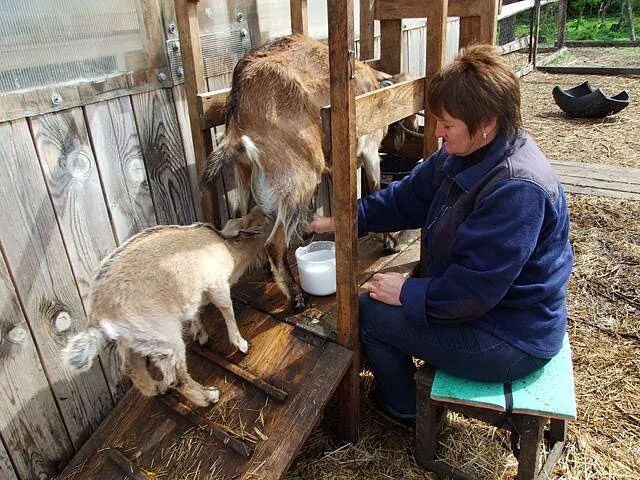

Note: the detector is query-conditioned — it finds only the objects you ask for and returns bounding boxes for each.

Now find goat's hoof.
[235,338,250,354]
[292,293,309,312]
[204,387,220,404]
[383,234,401,254]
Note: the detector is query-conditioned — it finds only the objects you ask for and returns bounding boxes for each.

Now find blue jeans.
[359,293,549,417]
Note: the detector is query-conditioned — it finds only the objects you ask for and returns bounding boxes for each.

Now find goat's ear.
[237,226,263,238]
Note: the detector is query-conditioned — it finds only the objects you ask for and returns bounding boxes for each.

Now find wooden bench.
[415,333,576,480]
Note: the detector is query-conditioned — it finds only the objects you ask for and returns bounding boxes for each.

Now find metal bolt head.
[168,23,177,34]
[240,28,248,38]
[176,67,184,78]
[172,41,180,52]
[237,12,244,22]
[157,72,167,82]
[51,93,62,106]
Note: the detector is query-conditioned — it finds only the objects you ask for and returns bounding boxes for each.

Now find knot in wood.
[7,327,27,345]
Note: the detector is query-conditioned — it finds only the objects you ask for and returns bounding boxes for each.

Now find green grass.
[513,15,639,43]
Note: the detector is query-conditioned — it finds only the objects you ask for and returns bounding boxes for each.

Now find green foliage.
[515,15,640,42]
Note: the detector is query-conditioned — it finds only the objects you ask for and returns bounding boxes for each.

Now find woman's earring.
[482,131,487,140]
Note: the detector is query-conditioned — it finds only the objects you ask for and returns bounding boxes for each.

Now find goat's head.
[219,205,274,240]
[375,72,422,150]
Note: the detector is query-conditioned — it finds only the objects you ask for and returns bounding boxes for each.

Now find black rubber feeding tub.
[380,154,422,188]
[552,81,630,118]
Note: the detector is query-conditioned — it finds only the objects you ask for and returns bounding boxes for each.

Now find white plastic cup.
[295,241,336,296]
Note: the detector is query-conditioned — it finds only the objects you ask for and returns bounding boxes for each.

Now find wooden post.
[379,19,403,74]
[425,0,448,157]
[359,0,375,60]
[327,0,360,443]
[290,0,309,36]
[556,0,568,48]
[459,0,499,47]
[174,0,222,226]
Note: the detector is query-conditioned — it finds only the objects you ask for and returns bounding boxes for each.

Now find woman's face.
[434,111,495,157]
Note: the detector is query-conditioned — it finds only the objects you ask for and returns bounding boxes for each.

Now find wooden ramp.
[551,159,640,200]
[58,231,421,480]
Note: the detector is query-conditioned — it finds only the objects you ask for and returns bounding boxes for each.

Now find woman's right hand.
[306,216,335,234]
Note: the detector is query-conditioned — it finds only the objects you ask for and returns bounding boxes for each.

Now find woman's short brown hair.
[427,44,522,138]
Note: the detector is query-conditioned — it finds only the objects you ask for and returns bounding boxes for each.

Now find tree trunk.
[627,0,636,41]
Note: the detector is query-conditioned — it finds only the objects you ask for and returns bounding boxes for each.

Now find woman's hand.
[306,216,335,234]
[367,272,407,306]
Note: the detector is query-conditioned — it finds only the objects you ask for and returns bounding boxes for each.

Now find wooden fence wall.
[0,8,457,478]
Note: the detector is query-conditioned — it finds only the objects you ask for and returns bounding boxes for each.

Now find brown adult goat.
[201,34,417,311]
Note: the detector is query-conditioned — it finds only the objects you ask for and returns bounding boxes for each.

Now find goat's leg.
[359,146,400,253]
[265,225,308,311]
[150,339,187,394]
[174,362,219,407]
[122,348,161,397]
[208,287,250,353]
[189,317,208,345]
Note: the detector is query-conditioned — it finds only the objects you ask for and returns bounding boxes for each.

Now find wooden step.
[58,306,352,480]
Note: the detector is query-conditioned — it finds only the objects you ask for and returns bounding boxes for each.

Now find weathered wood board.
[85,97,158,244]
[0,119,114,450]
[551,159,640,200]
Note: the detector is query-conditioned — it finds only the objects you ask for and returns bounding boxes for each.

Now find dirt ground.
[285,48,640,480]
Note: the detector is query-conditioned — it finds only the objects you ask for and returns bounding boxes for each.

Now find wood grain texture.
[86,97,158,244]
[359,0,376,60]
[375,0,482,19]
[131,88,198,225]
[174,0,220,226]
[31,109,117,300]
[0,253,73,480]
[328,0,360,443]
[0,119,113,450]
[173,85,204,220]
[425,0,448,157]
[290,0,309,36]
[31,108,128,401]
[200,88,231,129]
[0,441,17,480]
[379,19,403,74]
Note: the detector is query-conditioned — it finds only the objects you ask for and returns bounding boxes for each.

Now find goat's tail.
[62,327,108,372]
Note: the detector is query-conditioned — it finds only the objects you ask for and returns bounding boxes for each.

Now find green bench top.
[430,333,576,420]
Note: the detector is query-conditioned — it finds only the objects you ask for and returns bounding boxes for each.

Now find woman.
[308,45,573,425]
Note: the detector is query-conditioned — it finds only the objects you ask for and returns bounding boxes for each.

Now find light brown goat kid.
[62,206,272,406]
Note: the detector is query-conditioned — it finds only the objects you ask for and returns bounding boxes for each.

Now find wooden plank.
[191,345,289,402]
[0,119,113,449]
[359,0,376,60]
[174,0,221,226]
[105,448,151,480]
[173,85,204,220]
[131,88,198,225]
[511,335,577,419]
[551,160,640,183]
[31,108,127,401]
[85,97,158,245]
[158,396,253,458]
[379,20,403,74]
[374,0,483,19]
[0,70,165,124]
[0,441,17,480]
[355,78,425,138]
[498,0,559,20]
[240,342,353,479]
[561,184,640,200]
[200,88,231,129]
[554,172,640,193]
[31,109,116,301]
[425,0,448,157]
[0,253,73,479]
[290,0,309,36]
[538,66,640,75]
[328,0,360,443]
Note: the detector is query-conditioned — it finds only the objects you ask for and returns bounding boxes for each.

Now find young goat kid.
[63,206,271,407]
